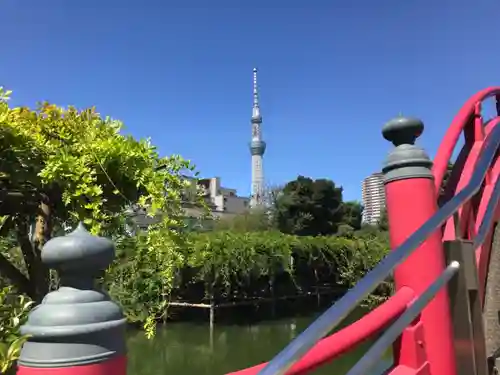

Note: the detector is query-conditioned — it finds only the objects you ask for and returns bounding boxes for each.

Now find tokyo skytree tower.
[249,68,266,208]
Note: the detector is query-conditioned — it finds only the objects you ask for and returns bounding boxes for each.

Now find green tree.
[213,209,274,232]
[377,207,388,231]
[340,201,363,231]
[354,207,388,237]
[274,176,344,236]
[0,88,200,334]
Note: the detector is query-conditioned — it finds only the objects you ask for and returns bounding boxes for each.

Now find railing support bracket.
[444,240,488,375]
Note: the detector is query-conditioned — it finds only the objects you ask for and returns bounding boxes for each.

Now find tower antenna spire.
[252,68,261,122]
[253,67,259,107]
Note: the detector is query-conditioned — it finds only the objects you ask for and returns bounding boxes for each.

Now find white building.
[129,176,249,232]
[361,172,386,225]
[193,177,249,215]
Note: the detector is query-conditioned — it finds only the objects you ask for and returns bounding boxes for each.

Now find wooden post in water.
[209,299,215,350]
[270,276,276,318]
[209,295,215,330]
[314,268,321,308]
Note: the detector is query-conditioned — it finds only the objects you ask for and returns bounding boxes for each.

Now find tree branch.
[0,251,32,296]
[0,190,40,215]
[0,215,13,235]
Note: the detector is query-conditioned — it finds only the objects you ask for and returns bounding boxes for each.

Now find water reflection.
[127,309,391,375]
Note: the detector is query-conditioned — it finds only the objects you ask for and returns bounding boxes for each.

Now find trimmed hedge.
[175,231,391,303]
[106,230,392,323]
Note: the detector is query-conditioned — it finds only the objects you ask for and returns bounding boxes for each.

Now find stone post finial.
[382,116,433,183]
[18,223,127,373]
[41,222,115,279]
[382,116,424,146]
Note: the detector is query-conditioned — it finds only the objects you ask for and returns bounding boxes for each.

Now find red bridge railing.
[229,88,500,375]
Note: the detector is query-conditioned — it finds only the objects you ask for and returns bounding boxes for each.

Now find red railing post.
[382,117,456,375]
[17,223,127,375]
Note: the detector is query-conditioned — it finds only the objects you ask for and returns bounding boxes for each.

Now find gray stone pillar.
[18,223,127,373]
[382,116,434,183]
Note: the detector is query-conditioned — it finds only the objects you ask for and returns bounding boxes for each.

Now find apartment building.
[361,172,386,225]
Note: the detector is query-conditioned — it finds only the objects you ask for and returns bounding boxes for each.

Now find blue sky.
[2,1,499,201]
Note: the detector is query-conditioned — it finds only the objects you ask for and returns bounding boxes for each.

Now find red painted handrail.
[433,86,500,190]
[432,88,500,305]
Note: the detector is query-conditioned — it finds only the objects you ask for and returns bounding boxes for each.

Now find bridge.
[15,87,500,375]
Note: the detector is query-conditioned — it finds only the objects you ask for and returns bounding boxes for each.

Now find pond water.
[127,307,392,374]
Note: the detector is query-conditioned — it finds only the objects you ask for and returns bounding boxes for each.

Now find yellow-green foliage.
[0,287,33,375]
[0,87,205,337]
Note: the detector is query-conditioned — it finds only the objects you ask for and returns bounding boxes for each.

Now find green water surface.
[127,308,392,374]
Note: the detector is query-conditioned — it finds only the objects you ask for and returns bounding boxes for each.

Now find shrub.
[0,286,33,375]
[182,231,391,304]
